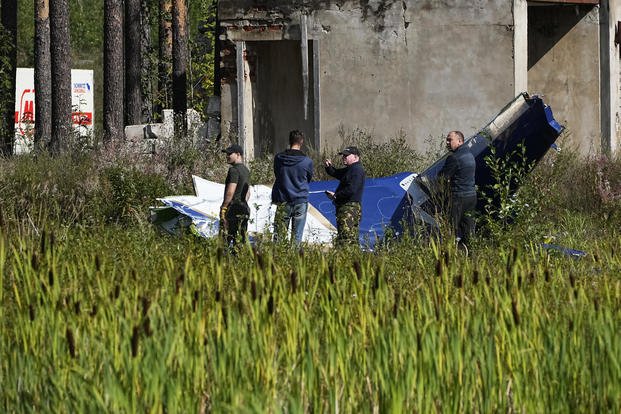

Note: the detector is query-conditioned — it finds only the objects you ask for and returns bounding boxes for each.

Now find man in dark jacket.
[438,130,476,246]
[271,130,314,243]
[324,146,366,246]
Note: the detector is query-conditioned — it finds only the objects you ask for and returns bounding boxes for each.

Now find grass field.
[1,136,620,412]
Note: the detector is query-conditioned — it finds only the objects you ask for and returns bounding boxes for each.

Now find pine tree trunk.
[157,0,172,121]
[172,0,187,137]
[0,0,17,156]
[34,0,52,151]
[140,0,153,123]
[125,0,142,126]
[49,0,71,153]
[103,0,124,142]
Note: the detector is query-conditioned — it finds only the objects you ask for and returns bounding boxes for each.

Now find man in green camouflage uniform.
[335,202,362,245]
[324,146,366,246]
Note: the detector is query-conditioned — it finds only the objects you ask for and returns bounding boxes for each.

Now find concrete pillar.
[313,39,321,152]
[600,2,612,154]
[513,0,528,96]
[601,0,621,154]
[301,15,309,120]
[236,41,254,160]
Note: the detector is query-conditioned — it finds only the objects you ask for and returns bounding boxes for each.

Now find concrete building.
[217,0,621,159]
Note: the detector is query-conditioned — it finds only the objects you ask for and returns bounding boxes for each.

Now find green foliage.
[16,0,217,131]
[0,152,101,228]
[0,23,15,143]
[0,150,175,229]
[16,0,34,66]
[162,137,205,182]
[70,0,105,62]
[100,166,171,224]
[18,0,104,67]
[249,153,275,185]
[0,23,14,90]
[188,0,217,117]
[515,136,621,244]
[479,143,538,242]
[314,128,425,181]
[542,141,621,222]
[1,135,621,412]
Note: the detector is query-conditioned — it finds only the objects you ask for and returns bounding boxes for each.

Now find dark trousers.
[450,194,477,244]
[225,203,250,246]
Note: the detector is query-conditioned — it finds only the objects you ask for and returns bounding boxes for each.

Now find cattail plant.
[290,270,298,294]
[353,260,362,280]
[66,327,76,359]
[131,325,140,357]
[511,296,520,326]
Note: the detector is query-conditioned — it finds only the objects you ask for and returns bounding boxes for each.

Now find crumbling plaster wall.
[219,0,517,153]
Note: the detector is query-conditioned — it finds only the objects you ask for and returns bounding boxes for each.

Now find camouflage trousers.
[335,202,361,246]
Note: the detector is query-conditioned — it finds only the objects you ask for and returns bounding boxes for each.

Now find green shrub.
[249,154,275,185]
[99,166,172,224]
[522,135,621,227]
[478,143,539,243]
[0,152,99,228]
[313,128,426,181]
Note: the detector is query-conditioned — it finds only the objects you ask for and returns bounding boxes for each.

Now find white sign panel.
[14,68,95,154]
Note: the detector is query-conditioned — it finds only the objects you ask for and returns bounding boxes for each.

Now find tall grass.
[1,228,620,412]
[1,134,620,412]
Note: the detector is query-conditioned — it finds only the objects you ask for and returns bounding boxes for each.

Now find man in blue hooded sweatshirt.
[271,130,314,243]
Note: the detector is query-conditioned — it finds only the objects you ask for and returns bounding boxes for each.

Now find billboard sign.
[14,68,95,154]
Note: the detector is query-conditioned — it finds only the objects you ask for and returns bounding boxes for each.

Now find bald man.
[438,131,476,247]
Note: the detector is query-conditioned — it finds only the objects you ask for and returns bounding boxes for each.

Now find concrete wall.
[219,0,618,158]
[315,1,516,151]
[528,4,601,155]
[219,0,517,156]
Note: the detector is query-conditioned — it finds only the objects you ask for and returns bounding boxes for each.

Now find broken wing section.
[150,178,224,238]
[150,175,337,244]
[410,93,564,220]
[308,172,416,249]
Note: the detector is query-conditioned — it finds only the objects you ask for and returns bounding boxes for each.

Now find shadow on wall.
[528,4,595,69]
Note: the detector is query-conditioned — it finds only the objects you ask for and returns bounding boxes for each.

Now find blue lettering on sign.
[73,83,91,91]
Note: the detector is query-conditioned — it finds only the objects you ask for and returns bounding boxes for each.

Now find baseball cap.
[222,144,243,155]
[338,146,360,156]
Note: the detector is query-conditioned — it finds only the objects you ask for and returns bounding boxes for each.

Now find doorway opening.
[245,40,318,157]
